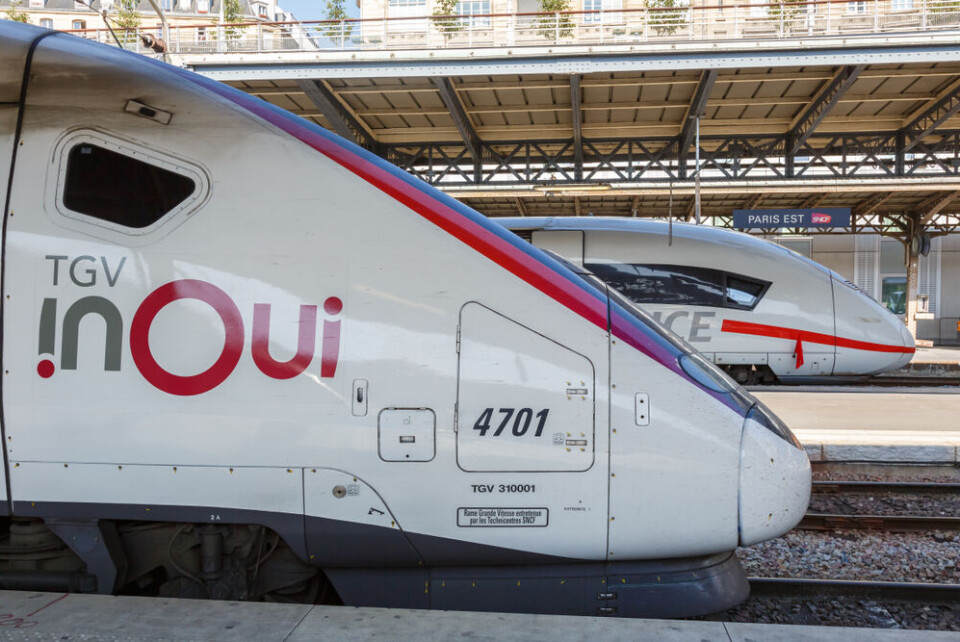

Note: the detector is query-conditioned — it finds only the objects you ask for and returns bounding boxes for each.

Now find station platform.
[754,386,960,464]
[1,590,957,641]
[897,345,960,376]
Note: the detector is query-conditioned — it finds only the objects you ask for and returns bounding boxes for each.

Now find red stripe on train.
[721,319,914,369]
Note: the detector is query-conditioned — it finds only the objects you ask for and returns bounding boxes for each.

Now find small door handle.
[352,379,368,417]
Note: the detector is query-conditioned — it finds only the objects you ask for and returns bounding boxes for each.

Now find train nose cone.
[738,404,811,547]
[894,322,917,369]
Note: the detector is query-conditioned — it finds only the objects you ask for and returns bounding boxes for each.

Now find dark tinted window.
[726,276,766,309]
[585,263,769,311]
[586,263,724,307]
[63,143,196,229]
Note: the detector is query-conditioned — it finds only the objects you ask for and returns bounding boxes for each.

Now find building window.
[29,0,45,7]
[197,26,207,40]
[879,238,907,315]
[40,18,53,28]
[252,1,268,17]
[583,0,621,23]
[197,0,210,13]
[72,20,87,29]
[458,0,490,27]
[161,0,172,10]
[847,1,866,13]
[890,0,913,9]
[388,0,427,31]
[584,0,601,22]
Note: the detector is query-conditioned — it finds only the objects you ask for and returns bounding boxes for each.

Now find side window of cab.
[52,130,209,240]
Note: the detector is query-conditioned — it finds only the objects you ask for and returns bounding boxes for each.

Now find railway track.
[812,480,960,495]
[802,480,960,531]
[749,377,960,391]
[749,577,960,604]
[799,513,960,532]
[863,376,960,388]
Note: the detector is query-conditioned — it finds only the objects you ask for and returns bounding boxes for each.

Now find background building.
[1,0,293,35]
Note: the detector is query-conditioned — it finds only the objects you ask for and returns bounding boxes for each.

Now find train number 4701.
[473,408,549,437]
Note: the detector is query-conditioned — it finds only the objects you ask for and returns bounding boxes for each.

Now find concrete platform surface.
[754,390,960,463]
[910,345,960,365]
[0,591,957,641]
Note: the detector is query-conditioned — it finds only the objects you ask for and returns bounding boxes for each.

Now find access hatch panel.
[456,302,595,472]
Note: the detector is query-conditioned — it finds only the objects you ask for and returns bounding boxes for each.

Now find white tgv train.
[0,23,809,618]
[499,217,916,384]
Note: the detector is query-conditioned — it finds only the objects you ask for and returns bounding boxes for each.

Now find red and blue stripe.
[132,49,747,416]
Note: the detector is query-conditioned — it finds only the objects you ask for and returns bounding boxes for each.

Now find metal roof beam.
[296,79,379,152]
[515,197,528,217]
[801,193,827,208]
[434,77,482,168]
[742,194,763,210]
[854,192,895,218]
[571,74,584,182]
[789,65,864,156]
[678,70,717,176]
[902,77,960,153]
[916,190,960,225]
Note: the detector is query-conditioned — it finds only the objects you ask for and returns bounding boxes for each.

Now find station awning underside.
[196,38,960,233]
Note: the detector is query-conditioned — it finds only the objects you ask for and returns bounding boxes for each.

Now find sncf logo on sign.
[811,213,832,224]
[36,255,342,396]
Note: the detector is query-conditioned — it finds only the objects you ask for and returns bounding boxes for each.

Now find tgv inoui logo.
[37,255,342,396]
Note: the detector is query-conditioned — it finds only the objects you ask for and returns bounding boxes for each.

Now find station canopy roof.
[190,26,960,234]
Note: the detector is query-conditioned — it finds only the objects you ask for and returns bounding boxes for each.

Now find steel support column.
[434,77,483,182]
[570,74,584,182]
[678,70,717,180]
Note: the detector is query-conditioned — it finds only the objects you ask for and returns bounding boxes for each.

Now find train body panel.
[0,23,809,617]
[3,30,620,563]
[501,217,914,383]
[831,274,916,376]
[608,338,741,559]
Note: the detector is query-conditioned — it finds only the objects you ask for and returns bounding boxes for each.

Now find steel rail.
[748,577,960,603]
[799,513,960,531]
[813,480,960,495]
[863,376,960,387]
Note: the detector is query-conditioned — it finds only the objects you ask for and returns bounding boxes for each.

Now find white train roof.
[495,216,835,277]
[497,216,776,251]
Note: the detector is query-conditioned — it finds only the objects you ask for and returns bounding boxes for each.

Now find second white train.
[499,217,915,384]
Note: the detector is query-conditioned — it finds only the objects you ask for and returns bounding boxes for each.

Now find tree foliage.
[322,0,354,40]
[431,0,463,39]
[645,0,687,35]
[4,0,31,23]
[535,0,574,39]
[219,0,245,40]
[223,0,245,22]
[113,0,141,42]
[765,0,806,27]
